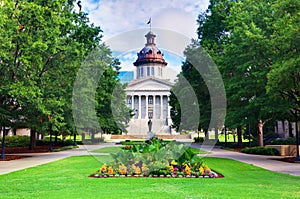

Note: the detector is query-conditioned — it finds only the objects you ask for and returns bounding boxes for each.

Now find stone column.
[153,95,156,119]
[146,95,148,119]
[138,95,141,119]
[131,95,134,110]
[160,95,163,119]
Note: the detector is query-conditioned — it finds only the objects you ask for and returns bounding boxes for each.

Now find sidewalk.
[191,143,300,177]
[0,143,117,175]
[1,143,300,177]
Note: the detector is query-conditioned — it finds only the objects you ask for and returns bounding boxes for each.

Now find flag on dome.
[147,18,151,24]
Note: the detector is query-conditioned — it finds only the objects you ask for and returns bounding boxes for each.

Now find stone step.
[110,134,191,140]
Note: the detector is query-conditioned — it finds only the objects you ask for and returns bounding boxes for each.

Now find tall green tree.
[73,44,132,138]
[0,0,101,150]
[267,0,300,123]
[222,0,289,146]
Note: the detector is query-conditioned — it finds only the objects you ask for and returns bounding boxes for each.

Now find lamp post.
[248,122,251,147]
[48,113,54,152]
[294,110,300,161]
[1,126,6,159]
[245,117,251,147]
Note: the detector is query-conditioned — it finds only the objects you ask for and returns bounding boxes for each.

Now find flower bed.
[90,137,223,178]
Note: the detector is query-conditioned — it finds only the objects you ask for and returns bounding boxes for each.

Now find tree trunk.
[204,129,209,140]
[288,121,293,138]
[237,126,243,148]
[214,127,219,141]
[73,134,77,146]
[258,120,264,146]
[29,129,36,150]
[82,133,85,141]
[13,128,17,136]
[91,132,95,141]
[54,131,58,145]
[224,126,227,146]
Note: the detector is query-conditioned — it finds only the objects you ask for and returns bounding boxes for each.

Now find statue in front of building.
[148,119,152,132]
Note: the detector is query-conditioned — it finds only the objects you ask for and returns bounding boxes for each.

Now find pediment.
[126,77,173,91]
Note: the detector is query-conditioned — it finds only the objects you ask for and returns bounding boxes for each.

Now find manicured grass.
[1,155,300,198]
[91,146,122,153]
[92,145,209,155]
[190,147,210,154]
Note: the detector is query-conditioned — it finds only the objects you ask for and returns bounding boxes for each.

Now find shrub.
[1,136,30,147]
[82,138,104,145]
[194,137,204,143]
[241,146,280,156]
[268,138,298,145]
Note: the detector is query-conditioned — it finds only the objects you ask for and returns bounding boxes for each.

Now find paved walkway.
[1,143,300,177]
[191,143,300,177]
[0,143,117,175]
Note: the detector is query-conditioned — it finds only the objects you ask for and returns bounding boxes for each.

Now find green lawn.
[91,146,122,153]
[91,146,209,155]
[1,155,300,198]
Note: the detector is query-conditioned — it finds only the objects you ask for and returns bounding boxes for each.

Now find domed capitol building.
[125,31,175,135]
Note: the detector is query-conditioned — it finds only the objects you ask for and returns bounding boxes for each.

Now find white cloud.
[81,0,209,73]
[82,0,209,40]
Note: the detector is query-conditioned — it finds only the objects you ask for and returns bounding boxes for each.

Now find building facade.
[125,31,174,135]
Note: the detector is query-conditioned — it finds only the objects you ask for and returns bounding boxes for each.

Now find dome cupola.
[134,31,167,79]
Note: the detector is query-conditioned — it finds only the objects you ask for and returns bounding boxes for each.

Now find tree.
[73,44,132,139]
[266,0,300,123]
[0,0,102,149]
[222,0,290,146]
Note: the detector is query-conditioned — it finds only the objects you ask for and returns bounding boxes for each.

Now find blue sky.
[81,0,210,72]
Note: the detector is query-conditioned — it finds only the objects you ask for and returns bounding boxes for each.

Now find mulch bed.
[0,155,32,161]
[271,157,298,163]
[0,145,64,161]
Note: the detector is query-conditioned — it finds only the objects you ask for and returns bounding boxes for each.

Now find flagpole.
[147,17,152,32]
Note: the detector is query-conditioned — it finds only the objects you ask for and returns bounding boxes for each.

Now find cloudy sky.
[81,0,210,72]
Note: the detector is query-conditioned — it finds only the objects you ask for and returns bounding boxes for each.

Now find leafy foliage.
[241,146,280,156]
[98,138,216,177]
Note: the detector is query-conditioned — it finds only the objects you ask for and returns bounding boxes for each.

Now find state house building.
[125,31,174,135]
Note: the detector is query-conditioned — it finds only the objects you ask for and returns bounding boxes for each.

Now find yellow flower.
[119,164,127,175]
[184,164,191,175]
[203,165,211,172]
[107,167,114,175]
[141,164,148,172]
[132,164,141,175]
[167,165,174,173]
[199,166,204,175]
[171,160,178,165]
[101,164,107,171]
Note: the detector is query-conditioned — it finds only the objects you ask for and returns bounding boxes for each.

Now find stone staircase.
[110,134,192,141]
[126,118,172,135]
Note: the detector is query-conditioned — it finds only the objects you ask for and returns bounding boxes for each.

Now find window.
[151,67,154,76]
[148,96,153,104]
[147,67,150,76]
[141,67,144,77]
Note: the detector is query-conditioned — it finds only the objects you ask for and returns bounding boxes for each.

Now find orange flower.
[100,164,107,171]
[119,164,127,175]
[184,164,191,175]
[107,167,114,175]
